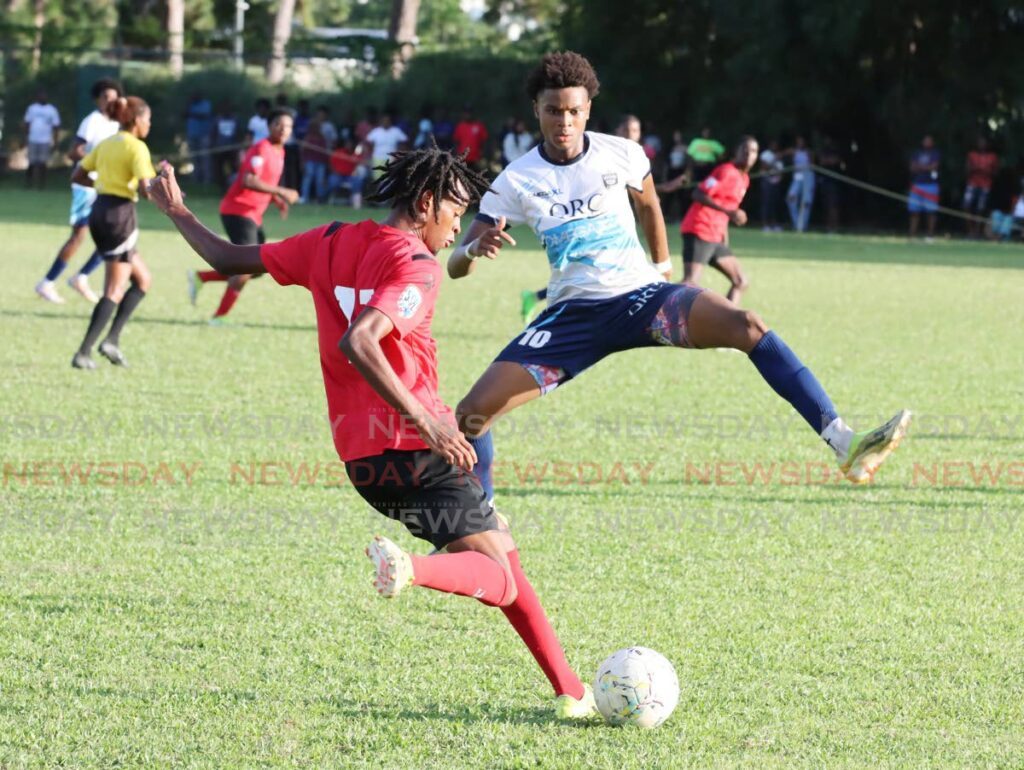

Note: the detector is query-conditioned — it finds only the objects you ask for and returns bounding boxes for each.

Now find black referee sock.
[78,297,116,356]
[105,285,146,346]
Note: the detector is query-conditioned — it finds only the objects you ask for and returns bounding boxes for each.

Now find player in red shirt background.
[453,105,488,172]
[147,146,600,721]
[963,135,999,239]
[187,108,300,321]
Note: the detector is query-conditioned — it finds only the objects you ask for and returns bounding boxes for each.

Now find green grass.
[2,185,1024,768]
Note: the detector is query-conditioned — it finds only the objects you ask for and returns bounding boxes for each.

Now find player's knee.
[733,274,750,291]
[456,399,489,437]
[134,273,152,292]
[737,309,767,345]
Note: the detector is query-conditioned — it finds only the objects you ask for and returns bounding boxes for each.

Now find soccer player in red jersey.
[676,136,757,304]
[148,146,599,721]
[187,108,300,322]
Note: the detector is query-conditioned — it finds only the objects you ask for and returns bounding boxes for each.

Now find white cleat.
[67,274,99,304]
[35,280,65,304]
[365,535,414,598]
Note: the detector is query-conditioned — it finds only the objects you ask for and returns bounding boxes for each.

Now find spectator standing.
[662,129,688,220]
[908,134,941,240]
[213,101,239,191]
[785,135,815,232]
[433,108,455,150]
[686,126,724,183]
[414,107,434,149]
[328,137,367,208]
[317,105,338,150]
[502,119,534,166]
[299,119,330,204]
[245,99,271,145]
[366,113,408,174]
[24,90,61,189]
[284,98,309,191]
[758,139,784,232]
[355,107,379,144]
[453,106,488,172]
[963,135,998,238]
[184,93,213,184]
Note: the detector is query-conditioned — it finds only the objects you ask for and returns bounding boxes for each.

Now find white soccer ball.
[594,646,679,728]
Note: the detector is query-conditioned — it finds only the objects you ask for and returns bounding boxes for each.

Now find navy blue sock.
[536,287,547,301]
[468,432,495,501]
[44,257,66,282]
[748,331,838,434]
[79,251,103,277]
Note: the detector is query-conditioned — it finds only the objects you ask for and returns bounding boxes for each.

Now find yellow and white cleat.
[555,683,600,722]
[840,409,912,484]
[365,535,414,598]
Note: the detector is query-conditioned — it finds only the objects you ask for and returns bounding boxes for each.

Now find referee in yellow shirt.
[70,96,157,369]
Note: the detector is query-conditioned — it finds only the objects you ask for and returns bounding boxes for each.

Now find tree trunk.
[167,0,185,78]
[30,0,44,72]
[388,0,420,79]
[265,0,296,85]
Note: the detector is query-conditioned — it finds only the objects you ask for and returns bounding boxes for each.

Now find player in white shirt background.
[23,90,61,190]
[447,51,910,499]
[366,113,409,174]
[34,78,123,305]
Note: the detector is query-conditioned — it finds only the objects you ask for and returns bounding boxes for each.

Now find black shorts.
[221,214,266,246]
[89,194,138,263]
[683,233,733,265]
[346,449,499,550]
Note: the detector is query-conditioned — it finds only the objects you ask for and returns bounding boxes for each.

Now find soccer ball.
[594,647,679,728]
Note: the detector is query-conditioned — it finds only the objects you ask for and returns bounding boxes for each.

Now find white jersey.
[479,131,663,305]
[73,110,120,188]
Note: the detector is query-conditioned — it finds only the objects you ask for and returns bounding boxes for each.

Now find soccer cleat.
[71,352,96,370]
[365,535,414,598]
[520,289,541,325]
[67,274,99,304]
[840,409,912,484]
[98,340,128,367]
[186,269,200,306]
[35,280,65,304]
[555,684,600,721]
[207,317,230,327]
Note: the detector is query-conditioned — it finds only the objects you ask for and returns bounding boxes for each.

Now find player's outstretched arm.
[339,308,477,471]
[149,163,265,276]
[447,215,515,279]
[629,176,672,279]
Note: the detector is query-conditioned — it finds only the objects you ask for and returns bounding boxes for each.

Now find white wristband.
[652,261,671,271]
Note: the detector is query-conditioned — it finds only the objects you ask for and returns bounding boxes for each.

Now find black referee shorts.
[346,449,500,550]
[90,194,138,263]
[682,233,734,265]
[220,214,266,246]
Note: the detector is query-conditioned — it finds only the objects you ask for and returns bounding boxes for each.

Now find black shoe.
[71,352,97,370]
[98,340,128,367]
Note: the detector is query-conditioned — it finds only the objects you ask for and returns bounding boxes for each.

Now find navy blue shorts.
[494,282,705,393]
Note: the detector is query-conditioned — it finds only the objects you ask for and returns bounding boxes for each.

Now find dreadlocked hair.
[366,143,493,222]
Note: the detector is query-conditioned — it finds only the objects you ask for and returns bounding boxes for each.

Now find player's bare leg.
[710,255,749,305]
[457,361,548,437]
[686,289,766,352]
[682,261,703,286]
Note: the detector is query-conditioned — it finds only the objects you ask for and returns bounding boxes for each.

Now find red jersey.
[453,120,488,163]
[260,220,450,462]
[966,150,998,190]
[220,139,285,226]
[680,162,749,243]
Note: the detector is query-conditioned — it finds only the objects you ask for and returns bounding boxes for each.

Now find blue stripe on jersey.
[540,213,642,270]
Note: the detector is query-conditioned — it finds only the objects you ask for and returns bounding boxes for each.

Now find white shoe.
[35,280,65,304]
[365,535,414,598]
[67,274,99,304]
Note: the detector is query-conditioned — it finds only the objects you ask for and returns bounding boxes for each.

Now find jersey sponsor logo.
[627,283,661,316]
[547,191,606,219]
[602,173,618,188]
[530,188,562,198]
[397,284,422,318]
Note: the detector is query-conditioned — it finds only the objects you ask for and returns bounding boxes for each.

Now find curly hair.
[366,144,492,222]
[104,96,150,130]
[525,51,601,101]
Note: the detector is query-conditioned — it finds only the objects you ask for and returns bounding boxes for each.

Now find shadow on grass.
[0,308,316,333]
[327,701,600,728]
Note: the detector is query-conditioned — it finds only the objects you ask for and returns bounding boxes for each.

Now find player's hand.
[274,196,290,219]
[729,208,748,226]
[415,415,477,472]
[149,161,186,215]
[656,263,673,281]
[279,188,300,205]
[468,216,517,260]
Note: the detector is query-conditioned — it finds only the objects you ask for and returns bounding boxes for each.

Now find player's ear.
[417,189,435,218]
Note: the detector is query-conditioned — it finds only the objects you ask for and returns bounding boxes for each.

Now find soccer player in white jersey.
[448,52,910,490]
[35,78,123,304]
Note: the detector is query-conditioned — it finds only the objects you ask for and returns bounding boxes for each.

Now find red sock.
[197,270,227,283]
[213,287,241,318]
[500,550,584,699]
[410,552,513,607]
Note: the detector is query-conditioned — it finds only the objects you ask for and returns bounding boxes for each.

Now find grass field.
[2,184,1023,768]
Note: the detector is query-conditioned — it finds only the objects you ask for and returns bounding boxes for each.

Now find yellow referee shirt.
[80,131,157,202]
